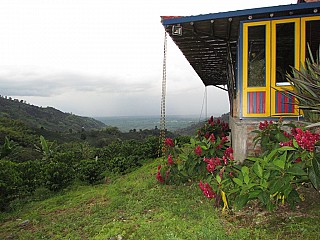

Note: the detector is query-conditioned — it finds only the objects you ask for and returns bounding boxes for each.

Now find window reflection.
[248,25,266,87]
[276,22,295,85]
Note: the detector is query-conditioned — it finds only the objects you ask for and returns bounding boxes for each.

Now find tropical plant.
[157,118,320,211]
[0,137,15,159]
[35,135,56,161]
[287,45,320,122]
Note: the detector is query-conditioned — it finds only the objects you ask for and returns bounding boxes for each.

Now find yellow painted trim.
[301,16,320,66]
[271,19,300,116]
[242,21,270,117]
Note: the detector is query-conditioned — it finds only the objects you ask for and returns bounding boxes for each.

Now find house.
[161,1,320,161]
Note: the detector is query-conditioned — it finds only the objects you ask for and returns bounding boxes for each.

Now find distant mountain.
[0,96,105,132]
[175,113,230,136]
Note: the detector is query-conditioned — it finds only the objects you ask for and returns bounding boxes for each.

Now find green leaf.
[190,138,196,147]
[269,179,284,194]
[287,165,307,176]
[244,175,250,185]
[293,139,299,149]
[216,174,221,184]
[253,162,263,178]
[278,146,296,151]
[241,166,249,176]
[265,148,279,162]
[273,156,285,170]
[246,157,262,162]
[233,177,243,186]
[234,194,249,210]
[249,190,262,199]
[309,168,320,190]
[312,154,320,180]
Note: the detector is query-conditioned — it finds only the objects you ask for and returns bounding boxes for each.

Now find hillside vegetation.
[0,159,319,239]
[0,96,105,132]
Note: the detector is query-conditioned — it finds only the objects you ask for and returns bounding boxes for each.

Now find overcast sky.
[0,0,295,117]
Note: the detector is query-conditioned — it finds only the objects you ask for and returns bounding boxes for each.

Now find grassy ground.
[0,159,319,240]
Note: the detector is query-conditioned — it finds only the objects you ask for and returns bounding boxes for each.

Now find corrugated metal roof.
[161,2,320,87]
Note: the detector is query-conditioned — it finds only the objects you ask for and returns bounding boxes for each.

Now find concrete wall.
[229,116,262,163]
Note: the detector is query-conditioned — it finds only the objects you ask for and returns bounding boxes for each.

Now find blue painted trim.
[161,3,320,26]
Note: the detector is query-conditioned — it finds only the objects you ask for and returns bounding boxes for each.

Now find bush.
[107,156,142,175]
[157,117,320,211]
[78,159,106,184]
[43,161,75,191]
[17,160,43,196]
[0,160,22,210]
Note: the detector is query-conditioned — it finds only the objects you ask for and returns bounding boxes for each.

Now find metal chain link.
[159,31,167,157]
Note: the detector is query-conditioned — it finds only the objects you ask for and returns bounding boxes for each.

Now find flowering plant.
[156,118,320,211]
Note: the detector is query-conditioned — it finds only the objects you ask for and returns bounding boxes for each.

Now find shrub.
[0,160,22,210]
[43,161,75,191]
[157,117,320,211]
[78,159,106,184]
[17,160,43,196]
[107,156,141,175]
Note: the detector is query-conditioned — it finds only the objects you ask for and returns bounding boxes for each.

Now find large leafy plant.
[157,118,320,211]
[287,45,320,122]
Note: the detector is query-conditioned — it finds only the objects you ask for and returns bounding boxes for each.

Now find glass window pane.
[276,22,295,85]
[306,20,320,61]
[248,25,266,87]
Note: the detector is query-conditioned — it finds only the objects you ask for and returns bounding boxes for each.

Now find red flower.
[164,138,174,147]
[293,128,320,151]
[224,147,233,159]
[194,145,202,156]
[204,157,221,173]
[279,139,293,147]
[167,154,174,165]
[294,157,302,163]
[199,181,216,199]
[259,120,269,130]
[156,165,164,183]
[222,156,228,165]
[209,133,215,142]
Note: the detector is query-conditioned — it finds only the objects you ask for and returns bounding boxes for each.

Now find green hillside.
[0,159,319,240]
[0,96,105,132]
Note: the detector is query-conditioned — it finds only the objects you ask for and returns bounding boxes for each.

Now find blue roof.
[161,2,320,87]
[162,2,320,26]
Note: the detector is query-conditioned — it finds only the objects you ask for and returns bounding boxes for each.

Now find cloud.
[0,66,158,97]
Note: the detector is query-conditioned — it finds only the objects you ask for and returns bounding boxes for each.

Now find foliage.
[252,119,296,153]
[35,135,56,161]
[43,161,75,191]
[286,45,320,122]
[17,160,43,196]
[107,156,141,175]
[0,137,15,159]
[1,160,319,239]
[0,97,105,133]
[158,117,320,211]
[0,160,22,210]
[77,159,105,184]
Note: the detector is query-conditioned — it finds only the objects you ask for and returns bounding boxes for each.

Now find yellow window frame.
[271,18,300,116]
[242,21,271,117]
[301,16,320,65]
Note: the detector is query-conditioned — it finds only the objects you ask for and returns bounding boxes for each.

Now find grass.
[0,159,320,240]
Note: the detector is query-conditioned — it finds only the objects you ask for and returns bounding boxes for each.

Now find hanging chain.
[159,31,167,157]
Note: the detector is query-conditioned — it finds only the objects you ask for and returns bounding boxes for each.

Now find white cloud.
[0,0,295,116]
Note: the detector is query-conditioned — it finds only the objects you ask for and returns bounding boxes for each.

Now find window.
[275,22,295,85]
[247,25,266,87]
[305,20,320,60]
